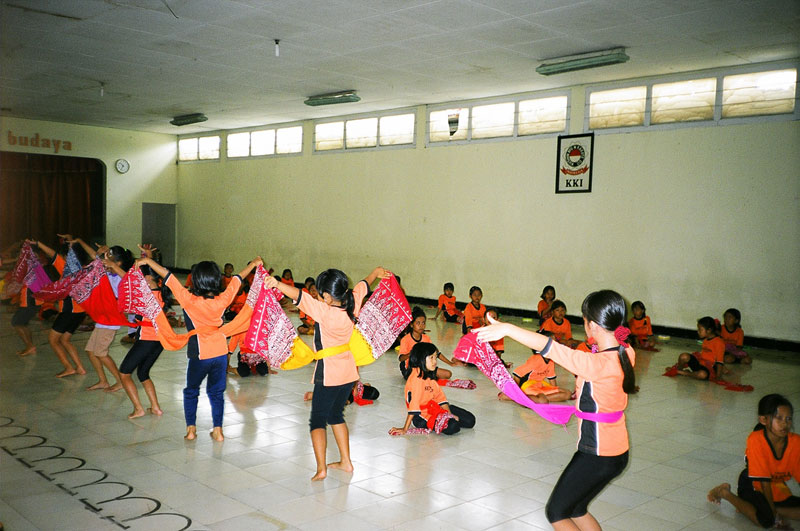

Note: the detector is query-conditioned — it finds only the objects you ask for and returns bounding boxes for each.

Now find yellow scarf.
[281,329,376,370]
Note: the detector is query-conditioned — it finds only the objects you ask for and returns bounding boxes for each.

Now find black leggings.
[309,382,353,431]
[546,450,629,522]
[442,310,460,323]
[737,468,800,528]
[119,340,163,382]
[412,404,475,435]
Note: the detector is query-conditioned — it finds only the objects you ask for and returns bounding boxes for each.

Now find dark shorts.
[120,339,164,382]
[738,468,800,528]
[687,355,711,379]
[11,304,39,326]
[399,359,412,380]
[52,312,85,335]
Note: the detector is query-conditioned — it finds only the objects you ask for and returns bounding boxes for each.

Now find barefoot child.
[708,394,799,528]
[477,290,636,529]
[721,308,751,364]
[539,300,579,348]
[537,285,556,325]
[628,300,658,351]
[462,285,487,335]
[136,256,262,441]
[266,266,390,480]
[502,347,572,404]
[672,316,724,380]
[399,307,461,379]
[433,282,464,323]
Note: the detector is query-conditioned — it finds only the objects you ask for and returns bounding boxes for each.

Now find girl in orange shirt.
[628,300,658,351]
[477,289,636,530]
[537,285,556,325]
[398,307,461,379]
[721,308,751,364]
[539,300,580,348]
[266,266,390,481]
[708,394,800,528]
[673,316,725,380]
[462,285,486,335]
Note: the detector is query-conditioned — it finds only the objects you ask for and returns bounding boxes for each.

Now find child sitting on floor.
[539,300,579,348]
[671,316,725,381]
[297,282,318,335]
[537,285,556,325]
[721,308,751,365]
[462,285,487,335]
[390,342,475,436]
[502,339,572,404]
[398,307,462,379]
[433,282,464,323]
[628,300,659,351]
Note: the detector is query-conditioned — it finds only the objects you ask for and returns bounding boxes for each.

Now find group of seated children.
[670,308,750,381]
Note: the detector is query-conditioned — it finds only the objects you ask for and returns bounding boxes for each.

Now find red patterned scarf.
[244,269,297,368]
[71,259,130,327]
[356,274,412,359]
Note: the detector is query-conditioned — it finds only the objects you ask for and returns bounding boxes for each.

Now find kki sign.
[555,133,593,194]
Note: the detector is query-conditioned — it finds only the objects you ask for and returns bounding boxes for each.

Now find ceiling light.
[536,47,629,76]
[170,113,207,126]
[304,90,360,106]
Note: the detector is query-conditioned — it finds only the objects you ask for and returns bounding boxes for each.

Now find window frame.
[312,108,417,153]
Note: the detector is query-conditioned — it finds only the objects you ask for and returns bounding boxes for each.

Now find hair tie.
[614,326,630,347]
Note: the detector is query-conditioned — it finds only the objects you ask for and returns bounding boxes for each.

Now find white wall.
[1,116,178,250]
[176,116,800,342]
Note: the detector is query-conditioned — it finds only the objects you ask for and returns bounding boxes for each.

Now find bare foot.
[104,383,123,392]
[56,369,77,378]
[18,347,36,356]
[184,426,197,440]
[75,367,87,375]
[227,365,238,375]
[303,391,313,401]
[210,427,224,442]
[530,394,550,404]
[87,381,109,390]
[311,469,327,481]
[497,392,511,401]
[707,483,730,504]
[147,407,163,416]
[128,409,146,419]
[268,368,278,374]
[328,461,354,473]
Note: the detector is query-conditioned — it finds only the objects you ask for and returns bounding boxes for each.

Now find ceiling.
[1,0,798,135]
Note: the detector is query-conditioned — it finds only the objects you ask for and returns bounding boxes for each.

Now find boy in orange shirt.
[673,316,725,380]
[433,282,464,323]
[539,300,579,348]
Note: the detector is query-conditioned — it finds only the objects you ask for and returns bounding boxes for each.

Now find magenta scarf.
[453,333,577,425]
[356,274,412,359]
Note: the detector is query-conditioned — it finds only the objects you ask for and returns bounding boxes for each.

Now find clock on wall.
[114,158,130,174]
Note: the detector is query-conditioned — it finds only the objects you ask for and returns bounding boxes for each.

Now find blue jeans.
[184,356,227,427]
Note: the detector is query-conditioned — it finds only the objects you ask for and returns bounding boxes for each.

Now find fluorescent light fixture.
[170,113,208,126]
[304,90,360,106]
[536,47,629,76]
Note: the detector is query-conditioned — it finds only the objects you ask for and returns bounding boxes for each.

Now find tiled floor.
[1,305,798,530]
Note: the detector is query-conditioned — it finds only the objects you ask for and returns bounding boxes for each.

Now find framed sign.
[555,133,593,193]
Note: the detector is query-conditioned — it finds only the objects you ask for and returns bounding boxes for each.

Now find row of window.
[178,67,797,161]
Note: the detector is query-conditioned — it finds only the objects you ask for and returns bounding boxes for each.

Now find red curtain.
[0,152,105,251]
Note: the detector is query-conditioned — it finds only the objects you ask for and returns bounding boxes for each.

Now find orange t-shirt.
[696,336,725,371]
[438,294,458,314]
[295,279,368,386]
[298,287,316,326]
[399,332,431,356]
[404,368,448,421]
[490,338,505,352]
[746,430,800,502]
[281,277,294,286]
[540,317,572,342]
[514,354,556,384]
[166,273,241,359]
[138,291,164,342]
[221,275,233,290]
[720,325,744,347]
[628,316,652,340]
[576,341,593,352]
[542,340,635,456]
[52,255,83,313]
[184,273,192,288]
[463,302,486,330]
[537,299,553,320]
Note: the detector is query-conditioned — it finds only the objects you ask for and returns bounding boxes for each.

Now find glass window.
[430,108,468,142]
[198,136,220,160]
[346,117,378,148]
[276,126,302,154]
[250,129,276,156]
[651,78,716,124]
[589,86,647,129]
[227,132,250,158]
[722,69,796,118]
[178,138,198,161]
[379,113,415,145]
[471,102,514,138]
[315,122,344,151]
[518,96,568,135]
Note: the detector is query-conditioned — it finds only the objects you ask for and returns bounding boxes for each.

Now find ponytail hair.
[316,268,357,323]
[581,290,636,394]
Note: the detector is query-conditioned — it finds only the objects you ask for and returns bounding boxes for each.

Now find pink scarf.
[453,333,577,425]
[356,274,412,359]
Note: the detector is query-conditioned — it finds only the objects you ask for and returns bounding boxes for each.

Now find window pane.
[430,108,468,142]
[315,122,344,151]
[198,136,220,160]
[472,102,514,138]
[651,78,716,124]
[346,117,378,148]
[227,132,250,158]
[178,138,198,161]
[379,114,415,145]
[276,126,302,154]
[518,96,567,135]
[722,69,796,118]
[250,129,275,156]
[589,86,647,129]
